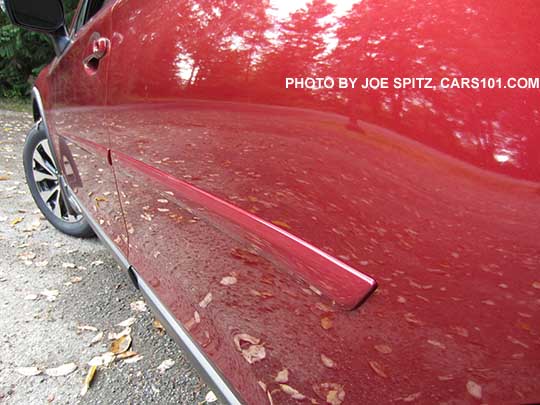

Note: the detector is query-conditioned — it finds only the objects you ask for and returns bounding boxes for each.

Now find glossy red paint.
[35,0,540,403]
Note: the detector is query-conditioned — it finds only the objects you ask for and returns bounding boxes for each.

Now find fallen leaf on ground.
[157,359,175,373]
[130,300,147,312]
[0,175,10,181]
[368,360,388,378]
[199,292,213,308]
[62,262,76,269]
[45,363,77,377]
[11,217,23,226]
[70,276,82,284]
[24,294,38,301]
[78,325,98,332]
[90,260,104,267]
[321,354,336,368]
[220,276,237,286]
[40,289,59,302]
[108,327,131,340]
[153,319,165,335]
[15,366,42,376]
[90,331,103,345]
[275,369,289,383]
[117,317,136,327]
[19,251,36,261]
[35,260,48,268]
[123,354,144,364]
[110,335,132,355]
[205,391,218,403]
[280,384,305,400]
[466,380,482,400]
[117,350,137,360]
[88,352,115,367]
[80,365,97,396]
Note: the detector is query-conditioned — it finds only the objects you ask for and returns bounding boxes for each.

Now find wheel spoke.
[33,152,56,176]
[33,169,57,182]
[31,139,82,223]
[40,185,60,203]
[40,141,54,165]
[52,190,62,218]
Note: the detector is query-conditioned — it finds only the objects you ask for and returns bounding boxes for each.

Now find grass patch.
[0,97,32,113]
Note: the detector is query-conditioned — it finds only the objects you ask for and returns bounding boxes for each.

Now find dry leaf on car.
[45,363,77,377]
[320,316,333,330]
[241,343,266,364]
[313,383,345,405]
[271,220,291,230]
[233,333,266,364]
[368,360,387,378]
[274,369,289,383]
[374,344,392,354]
[280,384,305,400]
[80,365,97,396]
[199,292,213,308]
[466,380,482,400]
[220,276,237,286]
[320,354,336,368]
[233,333,260,351]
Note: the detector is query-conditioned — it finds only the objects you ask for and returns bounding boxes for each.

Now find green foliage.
[0,0,79,98]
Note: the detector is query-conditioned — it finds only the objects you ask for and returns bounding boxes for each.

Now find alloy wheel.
[32,139,81,223]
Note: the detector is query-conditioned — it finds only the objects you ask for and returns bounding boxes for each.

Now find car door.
[47,0,128,255]
[105,0,540,404]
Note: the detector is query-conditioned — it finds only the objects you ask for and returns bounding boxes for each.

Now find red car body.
[30,0,540,403]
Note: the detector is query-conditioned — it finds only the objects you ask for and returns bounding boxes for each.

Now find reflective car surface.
[11,0,540,403]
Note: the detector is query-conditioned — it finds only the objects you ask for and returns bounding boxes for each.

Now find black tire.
[23,122,95,238]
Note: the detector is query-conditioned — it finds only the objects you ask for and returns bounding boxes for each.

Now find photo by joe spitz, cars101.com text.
[1,0,539,403]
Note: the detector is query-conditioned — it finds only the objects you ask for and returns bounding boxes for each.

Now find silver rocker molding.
[64,182,242,405]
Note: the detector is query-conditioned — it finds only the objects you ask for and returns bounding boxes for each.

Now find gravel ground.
[0,109,219,404]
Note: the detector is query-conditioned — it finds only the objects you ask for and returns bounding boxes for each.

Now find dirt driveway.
[0,109,219,404]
